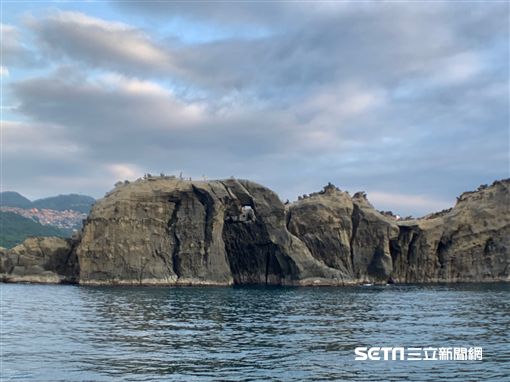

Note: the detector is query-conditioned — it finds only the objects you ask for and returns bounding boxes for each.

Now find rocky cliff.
[288,180,509,283]
[286,185,400,283]
[75,178,340,286]
[390,180,510,282]
[1,178,508,285]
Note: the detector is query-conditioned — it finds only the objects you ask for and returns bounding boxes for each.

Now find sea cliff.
[1,178,508,285]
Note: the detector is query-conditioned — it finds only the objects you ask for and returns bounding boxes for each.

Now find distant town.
[0,206,87,231]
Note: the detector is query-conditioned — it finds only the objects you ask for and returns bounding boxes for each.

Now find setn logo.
[355,347,405,361]
[354,346,482,361]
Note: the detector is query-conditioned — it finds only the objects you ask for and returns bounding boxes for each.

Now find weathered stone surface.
[76,178,341,286]
[0,237,78,283]
[1,178,508,285]
[287,184,400,283]
[390,180,510,282]
[288,180,509,284]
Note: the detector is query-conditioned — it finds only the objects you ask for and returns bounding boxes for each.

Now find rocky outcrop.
[287,180,510,283]
[287,184,400,283]
[287,180,509,283]
[76,178,341,286]
[390,180,510,282]
[0,237,78,283]
[1,178,508,285]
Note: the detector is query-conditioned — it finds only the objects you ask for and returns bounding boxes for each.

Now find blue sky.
[2,1,509,216]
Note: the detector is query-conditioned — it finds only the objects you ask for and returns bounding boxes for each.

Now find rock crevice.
[1,178,508,285]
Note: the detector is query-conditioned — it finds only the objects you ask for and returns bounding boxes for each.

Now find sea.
[1,283,509,381]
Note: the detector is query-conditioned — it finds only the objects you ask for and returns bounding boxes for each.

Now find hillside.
[0,211,69,249]
[32,194,95,213]
[1,192,32,208]
[1,192,95,213]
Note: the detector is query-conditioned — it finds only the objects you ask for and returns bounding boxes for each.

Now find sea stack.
[1,178,509,285]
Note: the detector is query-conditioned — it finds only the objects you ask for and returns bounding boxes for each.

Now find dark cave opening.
[222,203,287,285]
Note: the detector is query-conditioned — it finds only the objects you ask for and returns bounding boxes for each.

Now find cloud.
[24,5,504,96]
[27,11,178,76]
[113,1,310,28]
[107,163,143,181]
[4,2,508,216]
[1,120,105,199]
[1,23,39,66]
[9,61,507,216]
[7,68,302,189]
[11,68,209,136]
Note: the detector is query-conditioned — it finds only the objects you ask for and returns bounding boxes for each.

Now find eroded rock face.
[390,180,510,282]
[288,180,509,283]
[287,185,400,283]
[1,178,508,285]
[76,178,341,285]
[0,237,78,283]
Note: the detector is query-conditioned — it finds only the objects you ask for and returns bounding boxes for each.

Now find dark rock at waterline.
[1,178,508,285]
[288,179,509,284]
[287,185,400,282]
[0,237,79,283]
[75,178,338,285]
[390,180,510,283]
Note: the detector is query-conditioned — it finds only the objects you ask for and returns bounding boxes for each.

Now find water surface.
[1,283,509,381]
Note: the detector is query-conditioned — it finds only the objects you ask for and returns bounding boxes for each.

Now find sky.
[1,1,509,216]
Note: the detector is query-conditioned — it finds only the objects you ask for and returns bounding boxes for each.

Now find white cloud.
[107,163,143,181]
[3,3,507,215]
[28,11,177,74]
[431,51,483,85]
[2,120,81,155]
[45,11,131,31]
[97,73,170,96]
[1,23,38,66]
[299,85,387,122]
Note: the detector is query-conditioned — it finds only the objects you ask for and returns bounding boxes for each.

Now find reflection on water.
[2,283,509,381]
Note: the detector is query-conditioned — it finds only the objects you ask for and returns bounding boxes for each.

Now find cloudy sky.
[2,1,508,216]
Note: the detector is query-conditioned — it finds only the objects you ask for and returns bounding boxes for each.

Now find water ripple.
[1,283,509,381]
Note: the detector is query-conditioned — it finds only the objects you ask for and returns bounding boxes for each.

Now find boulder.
[0,237,78,283]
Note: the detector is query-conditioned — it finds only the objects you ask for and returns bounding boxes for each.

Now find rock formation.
[390,180,510,282]
[0,237,78,283]
[76,178,341,286]
[288,179,509,283]
[1,177,508,285]
[286,185,400,283]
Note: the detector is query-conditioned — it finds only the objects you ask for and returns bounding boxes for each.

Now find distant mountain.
[1,192,95,213]
[1,191,32,208]
[0,211,69,249]
[32,194,96,213]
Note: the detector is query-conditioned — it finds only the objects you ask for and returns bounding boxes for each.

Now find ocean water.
[1,283,509,381]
